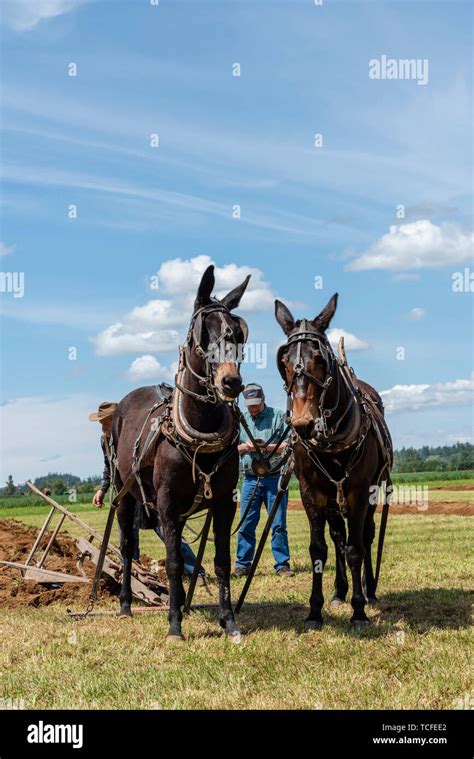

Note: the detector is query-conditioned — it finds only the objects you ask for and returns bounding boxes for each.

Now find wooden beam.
[0,561,89,584]
[76,538,168,606]
[27,482,122,559]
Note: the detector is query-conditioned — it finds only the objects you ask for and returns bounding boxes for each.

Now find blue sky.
[0,0,472,481]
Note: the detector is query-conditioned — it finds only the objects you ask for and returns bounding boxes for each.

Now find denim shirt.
[240,405,286,474]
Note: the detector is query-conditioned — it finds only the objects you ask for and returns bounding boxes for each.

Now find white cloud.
[93,323,180,357]
[0,394,100,482]
[346,220,474,271]
[327,328,369,352]
[2,0,87,32]
[127,355,177,383]
[408,307,426,320]
[156,255,275,312]
[92,255,278,357]
[381,375,474,414]
[0,242,15,257]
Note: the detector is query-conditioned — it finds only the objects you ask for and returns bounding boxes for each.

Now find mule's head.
[275,293,338,439]
[190,265,250,401]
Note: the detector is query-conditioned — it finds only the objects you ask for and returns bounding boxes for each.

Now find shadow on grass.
[376,587,473,631]
[190,587,473,637]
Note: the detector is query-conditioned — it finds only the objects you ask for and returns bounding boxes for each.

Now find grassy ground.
[0,505,472,710]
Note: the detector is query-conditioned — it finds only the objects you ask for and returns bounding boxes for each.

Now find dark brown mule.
[275,294,392,629]
[112,265,250,640]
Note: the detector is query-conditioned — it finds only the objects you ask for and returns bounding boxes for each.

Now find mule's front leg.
[346,490,369,628]
[162,514,186,640]
[213,501,241,640]
[327,507,348,605]
[306,511,327,629]
[117,495,136,617]
[362,504,377,604]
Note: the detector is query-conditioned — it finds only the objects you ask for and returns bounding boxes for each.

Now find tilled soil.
[286,500,473,515]
[0,518,166,609]
[432,485,474,491]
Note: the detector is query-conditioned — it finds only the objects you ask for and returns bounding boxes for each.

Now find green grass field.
[0,500,472,710]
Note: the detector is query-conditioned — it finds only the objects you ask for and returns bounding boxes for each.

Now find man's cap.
[89,402,117,422]
[243,383,264,407]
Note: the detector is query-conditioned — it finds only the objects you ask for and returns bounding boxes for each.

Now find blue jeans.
[153,522,205,578]
[118,516,205,576]
[236,473,290,572]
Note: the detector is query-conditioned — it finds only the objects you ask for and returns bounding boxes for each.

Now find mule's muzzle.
[218,374,244,401]
[292,417,315,440]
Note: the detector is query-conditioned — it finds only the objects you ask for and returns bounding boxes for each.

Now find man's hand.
[93,489,105,508]
[238,442,254,454]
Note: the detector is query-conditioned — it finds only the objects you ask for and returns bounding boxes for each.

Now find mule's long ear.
[275,299,295,335]
[220,274,251,310]
[194,265,215,309]
[313,292,338,332]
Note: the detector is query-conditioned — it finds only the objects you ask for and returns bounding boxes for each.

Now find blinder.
[276,344,287,382]
[235,316,249,344]
[276,321,332,385]
[191,304,248,360]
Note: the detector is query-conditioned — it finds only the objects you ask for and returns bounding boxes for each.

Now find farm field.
[0,487,472,711]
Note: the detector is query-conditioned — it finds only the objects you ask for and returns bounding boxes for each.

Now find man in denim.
[234,384,294,577]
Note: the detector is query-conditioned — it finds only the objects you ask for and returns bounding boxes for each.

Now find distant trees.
[4,475,17,496]
[0,472,101,497]
[393,442,473,473]
[0,444,472,496]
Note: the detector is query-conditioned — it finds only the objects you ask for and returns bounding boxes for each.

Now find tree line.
[1,442,473,495]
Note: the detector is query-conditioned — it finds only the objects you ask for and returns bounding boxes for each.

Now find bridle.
[277,318,373,514]
[277,319,344,440]
[176,298,249,404]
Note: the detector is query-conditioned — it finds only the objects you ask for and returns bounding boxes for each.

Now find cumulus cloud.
[127,355,177,382]
[156,255,276,312]
[92,255,279,357]
[381,375,474,414]
[93,324,180,357]
[327,328,369,352]
[346,220,474,271]
[1,0,87,31]
[408,307,426,320]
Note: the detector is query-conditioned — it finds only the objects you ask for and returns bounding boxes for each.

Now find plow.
[0,463,294,619]
[0,482,169,611]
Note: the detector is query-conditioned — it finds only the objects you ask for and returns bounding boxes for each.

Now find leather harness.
[277,322,392,516]
[110,302,247,521]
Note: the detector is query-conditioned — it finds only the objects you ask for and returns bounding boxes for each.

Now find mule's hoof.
[226,629,242,644]
[166,633,185,644]
[330,596,345,607]
[366,596,378,606]
[118,607,133,618]
[351,619,369,630]
[304,619,323,631]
